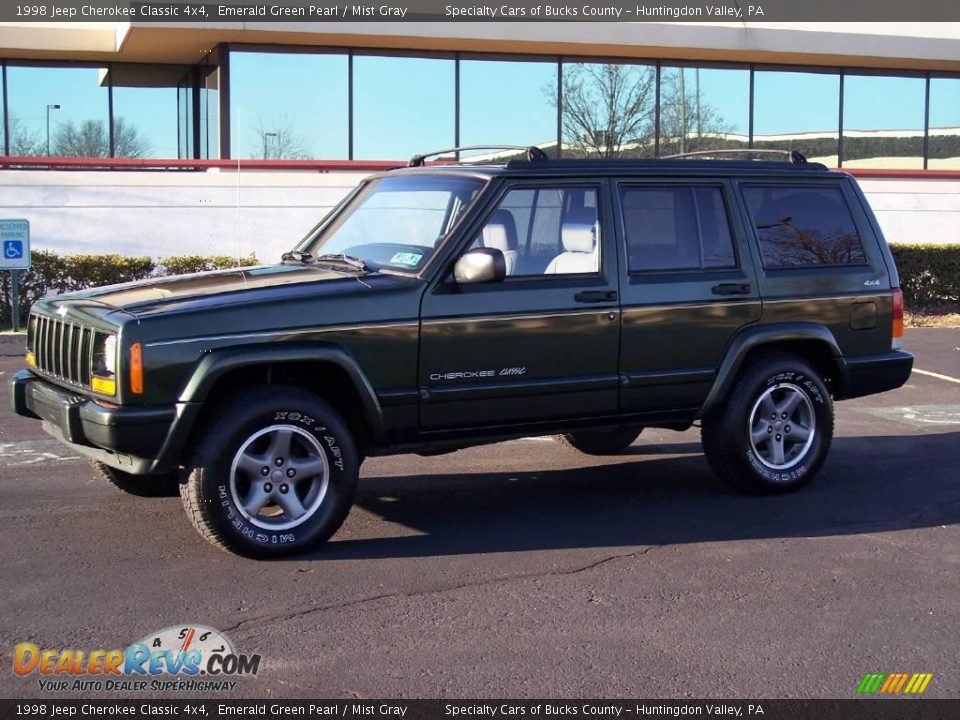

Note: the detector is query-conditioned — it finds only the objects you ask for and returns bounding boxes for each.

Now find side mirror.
[453,248,506,284]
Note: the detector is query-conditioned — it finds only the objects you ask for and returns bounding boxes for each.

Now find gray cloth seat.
[544,222,599,274]
[480,209,520,276]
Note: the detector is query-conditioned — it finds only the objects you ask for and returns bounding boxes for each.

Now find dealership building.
[0,20,957,261]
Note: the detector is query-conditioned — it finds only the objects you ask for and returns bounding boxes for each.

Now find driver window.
[468,187,601,276]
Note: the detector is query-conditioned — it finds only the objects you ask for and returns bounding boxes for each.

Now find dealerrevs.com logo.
[13,625,261,693]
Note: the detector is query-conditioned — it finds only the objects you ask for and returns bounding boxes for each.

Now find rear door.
[738,180,895,357]
[418,180,621,431]
[614,178,762,414]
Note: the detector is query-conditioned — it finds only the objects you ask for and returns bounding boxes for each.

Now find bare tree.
[5,117,44,156]
[51,118,150,158]
[252,118,309,159]
[113,118,151,158]
[547,64,657,158]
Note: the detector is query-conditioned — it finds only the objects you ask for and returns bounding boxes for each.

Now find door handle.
[575,290,618,303]
[711,283,752,296]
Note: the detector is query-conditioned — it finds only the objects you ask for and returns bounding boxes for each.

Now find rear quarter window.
[742,185,867,269]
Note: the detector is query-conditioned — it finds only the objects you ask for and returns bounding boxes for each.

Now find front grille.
[33,315,94,387]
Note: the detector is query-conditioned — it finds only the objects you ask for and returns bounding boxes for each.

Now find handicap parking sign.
[0,219,30,269]
[5,240,23,259]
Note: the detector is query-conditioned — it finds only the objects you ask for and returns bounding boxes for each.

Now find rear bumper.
[9,369,178,474]
[838,350,914,400]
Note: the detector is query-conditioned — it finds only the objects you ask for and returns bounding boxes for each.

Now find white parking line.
[914,368,960,385]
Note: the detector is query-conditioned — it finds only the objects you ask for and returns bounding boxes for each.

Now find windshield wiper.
[314,253,371,273]
[281,250,313,263]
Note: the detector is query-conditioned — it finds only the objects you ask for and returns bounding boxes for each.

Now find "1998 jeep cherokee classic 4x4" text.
[10,148,913,557]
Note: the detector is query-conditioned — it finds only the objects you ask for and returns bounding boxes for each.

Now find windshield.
[304,174,485,272]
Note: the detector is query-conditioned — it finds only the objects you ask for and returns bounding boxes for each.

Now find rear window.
[743,186,867,269]
[621,186,736,272]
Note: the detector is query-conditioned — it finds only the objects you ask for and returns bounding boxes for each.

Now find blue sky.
[4,57,957,159]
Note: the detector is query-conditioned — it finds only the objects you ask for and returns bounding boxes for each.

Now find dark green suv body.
[10,154,913,557]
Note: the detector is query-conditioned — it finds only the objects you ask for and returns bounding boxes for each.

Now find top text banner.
[8,1,960,22]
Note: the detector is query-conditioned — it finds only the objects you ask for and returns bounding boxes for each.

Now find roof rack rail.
[661,148,809,164]
[407,145,549,167]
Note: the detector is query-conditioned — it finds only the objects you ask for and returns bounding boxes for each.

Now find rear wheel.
[92,461,179,497]
[179,386,359,558]
[556,427,643,456]
[701,353,833,495]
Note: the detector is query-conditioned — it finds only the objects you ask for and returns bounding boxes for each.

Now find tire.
[701,353,833,495]
[556,427,643,456]
[179,386,360,558]
[92,461,179,497]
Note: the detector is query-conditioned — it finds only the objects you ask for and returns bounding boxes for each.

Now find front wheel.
[180,386,360,558]
[701,353,833,495]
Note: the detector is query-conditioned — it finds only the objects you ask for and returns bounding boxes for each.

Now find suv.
[10,148,913,558]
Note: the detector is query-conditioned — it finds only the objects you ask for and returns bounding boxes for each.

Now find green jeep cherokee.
[10,149,913,558]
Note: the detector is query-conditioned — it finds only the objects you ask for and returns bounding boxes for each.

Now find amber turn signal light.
[130,342,144,395]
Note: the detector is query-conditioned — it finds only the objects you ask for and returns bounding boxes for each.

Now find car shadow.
[296,431,960,561]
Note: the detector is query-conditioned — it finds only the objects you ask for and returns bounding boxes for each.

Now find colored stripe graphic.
[857,673,886,693]
[858,672,933,695]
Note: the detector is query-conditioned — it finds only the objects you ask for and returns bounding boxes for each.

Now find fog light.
[26,351,35,368]
[91,376,116,396]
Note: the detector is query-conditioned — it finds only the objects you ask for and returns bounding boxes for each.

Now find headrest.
[482,209,518,252]
[561,223,595,254]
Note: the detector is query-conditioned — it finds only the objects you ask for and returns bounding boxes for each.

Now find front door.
[419,181,621,431]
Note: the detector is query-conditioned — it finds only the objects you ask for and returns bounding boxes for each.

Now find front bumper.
[10,369,178,474]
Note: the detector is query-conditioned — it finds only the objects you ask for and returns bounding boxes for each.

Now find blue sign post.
[1,219,31,332]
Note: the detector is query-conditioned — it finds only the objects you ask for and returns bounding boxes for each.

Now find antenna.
[236,106,242,269]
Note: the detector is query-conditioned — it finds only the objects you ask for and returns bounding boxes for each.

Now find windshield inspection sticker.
[389,252,423,267]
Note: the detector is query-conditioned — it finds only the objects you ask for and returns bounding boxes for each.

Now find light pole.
[45,104,60,156]
[264,132,277,159]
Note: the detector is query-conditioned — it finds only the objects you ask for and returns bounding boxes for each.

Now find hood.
[46,263,363,316]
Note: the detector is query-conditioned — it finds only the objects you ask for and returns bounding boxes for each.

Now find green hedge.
[0,251,258,328]
[889,243,960,308]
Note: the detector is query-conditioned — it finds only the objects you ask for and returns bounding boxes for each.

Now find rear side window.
[621,186,736,272]
[743,186,867,269]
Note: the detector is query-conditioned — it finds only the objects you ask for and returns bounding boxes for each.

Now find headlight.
[91,333,118,396]
[27,316,37,349]
[103,335,117,375]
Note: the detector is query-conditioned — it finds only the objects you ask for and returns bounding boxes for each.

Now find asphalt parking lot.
[0,328,958,700]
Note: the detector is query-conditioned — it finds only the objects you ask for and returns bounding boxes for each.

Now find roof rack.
[661,149,809,164]
[407,145,549,167]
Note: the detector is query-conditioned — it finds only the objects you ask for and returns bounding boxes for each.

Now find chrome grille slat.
[30,314,93,390]
[54,322,63,377]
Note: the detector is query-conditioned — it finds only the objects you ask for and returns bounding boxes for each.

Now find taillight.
[891,288,904,344]
[130,343,144,395]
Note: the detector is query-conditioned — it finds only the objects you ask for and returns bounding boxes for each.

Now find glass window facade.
[110,65,183,159]
[928,77,960,169]
[6,64,109,156]
[560,61,656,158]
[353,54,455,160]
[753,70,840,165]
[459,57,558,158]
[843,74,925,169]
[230,51,348,159]
[659,66,750,156]
[0,49,956,170]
